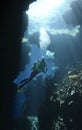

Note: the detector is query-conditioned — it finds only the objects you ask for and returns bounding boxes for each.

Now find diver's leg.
[18,78,29,90]
[19,79,29,89]
[28,70,39,82]
[20,78,28,84]
[18,70,39,90]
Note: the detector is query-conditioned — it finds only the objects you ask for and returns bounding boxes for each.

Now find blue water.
[13,43,58,119]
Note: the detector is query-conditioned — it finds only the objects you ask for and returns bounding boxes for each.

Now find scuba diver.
[18,57,47,91]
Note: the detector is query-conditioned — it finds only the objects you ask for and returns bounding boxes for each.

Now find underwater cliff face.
[0,0,36,130]
[63,0,82,25]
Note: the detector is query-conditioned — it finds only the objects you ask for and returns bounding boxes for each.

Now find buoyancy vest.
[34,61,45,72]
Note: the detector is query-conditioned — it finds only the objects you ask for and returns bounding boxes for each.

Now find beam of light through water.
[26,0,64,18]
[26,0,78,35]
[39,27,51,50]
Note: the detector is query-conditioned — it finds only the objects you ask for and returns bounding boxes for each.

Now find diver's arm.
[45,63,47,72]
[42,63,47,74]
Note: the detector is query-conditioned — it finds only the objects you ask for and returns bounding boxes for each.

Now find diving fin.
[17,87,22,93]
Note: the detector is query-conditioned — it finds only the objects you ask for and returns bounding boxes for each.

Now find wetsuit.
[18,59,47,89]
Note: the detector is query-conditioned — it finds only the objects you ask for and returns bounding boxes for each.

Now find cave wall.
[0,0,36,129]
[63,0,82,25]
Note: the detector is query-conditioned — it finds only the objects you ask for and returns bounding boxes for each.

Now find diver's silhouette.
[18,58,47,90]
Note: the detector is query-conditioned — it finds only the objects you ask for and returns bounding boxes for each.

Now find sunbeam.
[39,27,51,50]
[26,0,64,18]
